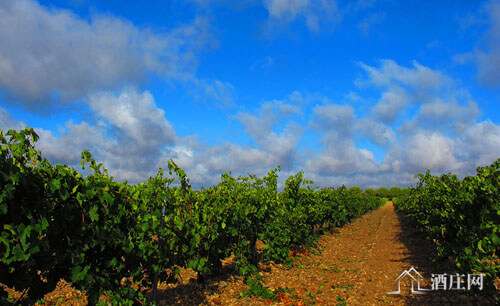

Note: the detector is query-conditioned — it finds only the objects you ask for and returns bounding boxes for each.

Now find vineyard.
[0,127,384,304]
[393,158,500,296]
[1,127,498,305]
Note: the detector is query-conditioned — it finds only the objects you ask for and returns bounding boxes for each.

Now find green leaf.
[0,203,6,215]
[89,205,99,222]
[0,236,10,258]
[19,224,32,248]
[187,259,198,270]
[71,265,90,282]
[478,240,485,253]
[174,215,183,230]
[197,258,207,271]
[3,224,15,235]
[491,234,500,246]
[109,257,118,267]
[50,179,61,191]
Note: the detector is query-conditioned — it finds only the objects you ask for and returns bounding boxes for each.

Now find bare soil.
[4,202,497,305]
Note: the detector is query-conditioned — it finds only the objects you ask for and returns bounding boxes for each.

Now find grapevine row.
[394,158,500,295]
[0,127,384,304]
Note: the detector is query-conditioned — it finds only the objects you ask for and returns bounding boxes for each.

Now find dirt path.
[164,201,492,305]
[225,201,417,305]
[5,202,494,305]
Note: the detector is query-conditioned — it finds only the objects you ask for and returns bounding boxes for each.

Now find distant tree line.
[348,186,409,201]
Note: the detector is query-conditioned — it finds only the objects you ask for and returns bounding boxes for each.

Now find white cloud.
[21,89,176,183]
[235,104,276,139]
[160,111,500,188]
[137,68,500,189]
[264,0,309,20]
[454,1,500,88]
[172,132,301,188]
[304,142,379,177]
[345,92,363,103]
[36,121,111,166]
[275,101,302,116]
[0,107,27,132]
[235,101,303,170]
[310,104,355,134]
[457,120,500,167]
[17,90,304,187]
[356,60,480,136]
[357,60,452,92]
[0,0,214,108]
[404,132,462,173]
[262,0,340,32]
[410,100,480,133]
[189,79,235,108]
[87,89,177,147]
[3,54,500,190]
[304,103,380,177]
[308,60,500,187]
[371,86,408,123]
[356,118,396,146]
[470,1,500,87]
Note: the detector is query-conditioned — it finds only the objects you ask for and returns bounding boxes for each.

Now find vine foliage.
[0,127,383,304]
[394,158,500,295]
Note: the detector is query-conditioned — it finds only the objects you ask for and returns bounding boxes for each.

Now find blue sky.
[1,0,500,188]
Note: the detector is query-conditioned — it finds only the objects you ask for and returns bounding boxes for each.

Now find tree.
[364,188,376,196]
[348,186,363,194]
[375,187,390,198]
[389,186,402,199]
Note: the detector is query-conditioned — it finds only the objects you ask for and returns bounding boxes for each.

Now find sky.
[1,0,500,189]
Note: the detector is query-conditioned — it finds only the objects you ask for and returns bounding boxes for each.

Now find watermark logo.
[430,273,484,291]
[387,267,485,295]
[387,267,430,295]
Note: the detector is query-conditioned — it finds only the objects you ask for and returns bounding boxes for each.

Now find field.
[1,128,499,305]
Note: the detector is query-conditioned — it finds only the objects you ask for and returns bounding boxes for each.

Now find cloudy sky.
[1,0,500,188]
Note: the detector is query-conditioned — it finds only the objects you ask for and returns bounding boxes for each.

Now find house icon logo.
[387,267,431,295]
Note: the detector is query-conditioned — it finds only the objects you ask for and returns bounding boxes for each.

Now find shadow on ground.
[144,261,243,305]
[393,210,496,305]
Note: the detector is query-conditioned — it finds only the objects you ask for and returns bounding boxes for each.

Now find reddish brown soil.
[4,202,497,305]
